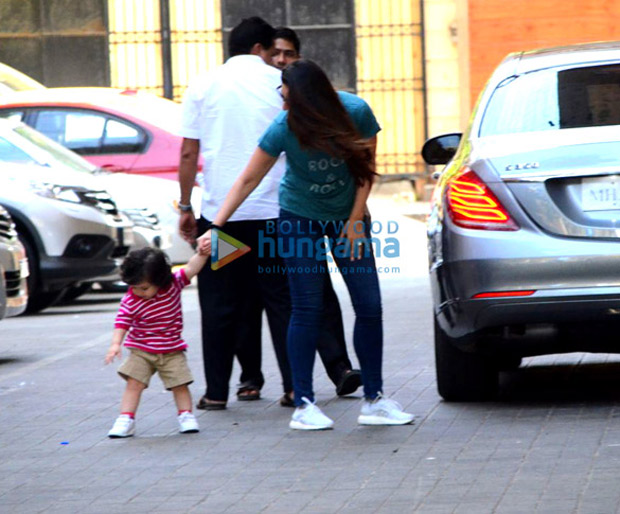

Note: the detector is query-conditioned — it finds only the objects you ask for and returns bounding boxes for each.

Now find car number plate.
[582,176,620,211]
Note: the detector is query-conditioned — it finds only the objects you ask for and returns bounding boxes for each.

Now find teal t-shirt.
[258,91,381,221]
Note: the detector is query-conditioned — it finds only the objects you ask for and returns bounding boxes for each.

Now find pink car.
[0,87,190,181]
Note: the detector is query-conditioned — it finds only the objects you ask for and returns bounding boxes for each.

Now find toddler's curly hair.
[120,248,173,289]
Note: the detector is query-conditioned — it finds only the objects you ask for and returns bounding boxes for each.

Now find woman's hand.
[196,229,213,256]
[341,217,367,261]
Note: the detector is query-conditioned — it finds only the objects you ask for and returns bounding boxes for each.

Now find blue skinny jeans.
[277,209,383,406]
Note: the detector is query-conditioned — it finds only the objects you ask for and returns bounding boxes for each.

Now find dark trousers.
[197,218,292,401]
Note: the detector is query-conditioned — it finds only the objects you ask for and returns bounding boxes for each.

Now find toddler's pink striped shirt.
[114,269,190,353]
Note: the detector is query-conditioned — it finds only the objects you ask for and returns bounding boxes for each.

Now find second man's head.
[273,27,301,70]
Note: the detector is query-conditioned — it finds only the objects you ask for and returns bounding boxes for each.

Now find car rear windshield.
[479,63,620,136]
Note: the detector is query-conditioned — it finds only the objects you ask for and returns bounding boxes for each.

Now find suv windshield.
[479,63,620,136]
[11,124,96,174]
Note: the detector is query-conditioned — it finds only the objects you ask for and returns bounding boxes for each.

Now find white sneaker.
[358,394,415,426]
[289,397,334,430]
[108,414,135,438]
[178,411,199,433]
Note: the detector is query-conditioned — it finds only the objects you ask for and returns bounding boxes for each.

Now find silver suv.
[0,161,133,312]
[0,205,28,318]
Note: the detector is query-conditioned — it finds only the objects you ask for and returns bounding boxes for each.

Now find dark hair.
[274,27,301,54]
[281,60,376,186]
[229,17,275,57]
[120,248,172,289]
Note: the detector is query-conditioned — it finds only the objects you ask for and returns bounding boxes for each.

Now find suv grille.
[122,208,160,229]
[5,270,22,297]
[0,208,17,240]
[77,190,119,216]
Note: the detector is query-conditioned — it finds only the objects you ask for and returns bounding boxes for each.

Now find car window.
[480,63,620,136]
[103,118,143,152]
[0,136,39,163]
[33,109,146,155]
[0,110,25,122]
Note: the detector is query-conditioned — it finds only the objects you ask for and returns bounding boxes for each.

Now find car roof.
[503,40,620,75]
[0,87,182,132]
[0,86,165,105]
[0,63,45,93]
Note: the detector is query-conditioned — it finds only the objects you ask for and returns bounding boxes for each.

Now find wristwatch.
[178,202,193,212]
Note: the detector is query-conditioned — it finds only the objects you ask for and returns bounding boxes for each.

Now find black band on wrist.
[209,223,223,231]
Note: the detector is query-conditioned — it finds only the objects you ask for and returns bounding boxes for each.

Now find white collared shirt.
[179,54,285,221]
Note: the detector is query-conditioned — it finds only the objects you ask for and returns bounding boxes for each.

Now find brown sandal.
[196,395,226,410]
[236,383,261,401]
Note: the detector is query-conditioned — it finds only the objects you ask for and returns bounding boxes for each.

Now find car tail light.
[472,290,535,299]
[445,168,519,230]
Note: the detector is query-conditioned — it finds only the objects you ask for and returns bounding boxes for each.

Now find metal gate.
[106,0,426,179]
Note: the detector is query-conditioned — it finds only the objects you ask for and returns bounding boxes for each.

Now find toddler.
[105,247,208,438]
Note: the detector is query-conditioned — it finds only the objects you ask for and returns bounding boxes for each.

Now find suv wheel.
[434,319,499,401]
[19,235,66,313]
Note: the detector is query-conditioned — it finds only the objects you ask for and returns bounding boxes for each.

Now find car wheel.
[61,283,93,303]
[26,289,67,312]
[495,355,522,371]
[434,319,499,401]
[19,234,66,313]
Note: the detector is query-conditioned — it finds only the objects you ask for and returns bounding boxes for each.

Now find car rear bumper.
[432,249,620,354]
[436,283,620,330]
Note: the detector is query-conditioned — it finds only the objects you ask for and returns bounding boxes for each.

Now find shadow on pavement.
[0,357,25,366]
[498,362,620,403]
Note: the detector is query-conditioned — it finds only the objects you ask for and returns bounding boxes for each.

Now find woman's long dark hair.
[281,60,376,186]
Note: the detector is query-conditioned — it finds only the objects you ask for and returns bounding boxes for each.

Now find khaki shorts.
[118,349,193,390]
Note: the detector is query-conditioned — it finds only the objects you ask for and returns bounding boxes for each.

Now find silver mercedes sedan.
[422,41,620,401]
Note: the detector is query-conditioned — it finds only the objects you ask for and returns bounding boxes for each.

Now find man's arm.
[178,138,201,244]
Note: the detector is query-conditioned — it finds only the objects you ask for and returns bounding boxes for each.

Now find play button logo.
[210,228,251,270]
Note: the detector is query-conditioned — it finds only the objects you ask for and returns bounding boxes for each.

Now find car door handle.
[100,164,126,172]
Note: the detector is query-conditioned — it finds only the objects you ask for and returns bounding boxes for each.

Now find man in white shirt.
[177,17,292,409]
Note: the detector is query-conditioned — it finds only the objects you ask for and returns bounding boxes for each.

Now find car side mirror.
[422,133,462,165]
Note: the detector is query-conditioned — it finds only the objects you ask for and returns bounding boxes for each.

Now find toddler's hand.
[104,345,121,365]
[197,230,213,256]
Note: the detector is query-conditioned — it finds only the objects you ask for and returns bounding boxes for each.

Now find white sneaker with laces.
[358,394,415,426]
[178,411,200,433]
[108,414,135,438]
[289,397,334,430]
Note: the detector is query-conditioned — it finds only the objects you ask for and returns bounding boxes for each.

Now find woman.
[198,60,413,430]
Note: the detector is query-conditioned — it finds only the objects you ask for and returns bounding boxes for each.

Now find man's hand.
[179,211,198,244]
[105,343,122,365]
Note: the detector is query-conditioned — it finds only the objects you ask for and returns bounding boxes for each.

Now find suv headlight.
[29,182,83,204]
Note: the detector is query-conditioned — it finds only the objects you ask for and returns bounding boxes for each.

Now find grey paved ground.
[2,198,620,513]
